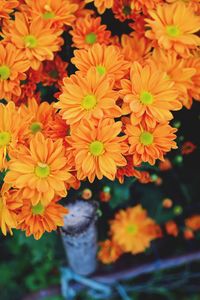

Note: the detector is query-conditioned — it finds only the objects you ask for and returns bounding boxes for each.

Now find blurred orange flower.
[185,215,200,231]
[110,205,161,254]
[165,220,179,237]
[98,239,123,264]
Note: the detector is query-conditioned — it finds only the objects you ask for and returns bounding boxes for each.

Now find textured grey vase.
[61,200,98,276]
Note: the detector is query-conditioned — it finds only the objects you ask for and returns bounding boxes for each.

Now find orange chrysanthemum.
[70,15,111,49]
[121,33,152,63]
[71,43,130,85]
[145,2,200,57]
[166,0,200,15]
[67,119,127,183]
[120,62,181,127]
[186,54,200,102]
[112,0,136,22]
[0,102,27,170]
[3,13,63,70]
[150,49,196,109]
[40,55,68,88]
[5,132,74,205]
[126,122,177,165]
[0,43,30,101]
[98,239,123,264]
[85,0,114,14]
[0,0,19,20]
[185,215,200,231]
[130,0,163,13]
[20,0,78,27]
[0,183,22,235]
[110,205,161,254]
[18,198,68,240]
[55,69,121,125]
[165,220,179,237]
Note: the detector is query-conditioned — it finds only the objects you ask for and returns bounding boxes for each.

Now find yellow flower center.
[35,163,50,178]
[24,35,38,48]
[0,131,11,147]
[96,65,106,76]
[126,224,138,234]
[85,32,97,44]
[140,131,154,146]
[89,141,104,156]
[32,202,45,215]
[82,94,97,110]
[30,122,42,134]
[43,11,55,20]
[166,25,181,38]
[0,65,11,80]
[140,91,154,105]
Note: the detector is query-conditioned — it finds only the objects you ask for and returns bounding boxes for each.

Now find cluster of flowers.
[0,0,200,240]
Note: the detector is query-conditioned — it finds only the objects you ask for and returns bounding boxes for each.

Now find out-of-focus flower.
[159,158,172,171]
[110,205,161,254]
[184,228,194,240]
[165,220,179,237]
[82,188,92,200]
[181,141,197,155]
[185,215,200,231]
[98,239,123,264]
[162,198,173,208]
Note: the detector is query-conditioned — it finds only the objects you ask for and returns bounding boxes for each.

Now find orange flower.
[112,0,136,22]
[70,15,111,49]
[71,43,130,85]
[20,0,78,27]
[110,205,161,254]
[186,53,200,102]
[98,240,123,264]
[165,220,178,237]
[55,69,121,125]
[120,62,181,128]
[0,102,27,171]
[126,122,177,166]
[121,33,152,63]
[145,2,200,57]
[184,228,194,240]
[130,0,163,13]
[0,43,30,101]
[185,215,200,231]
[40,55,68,88]
[150,49,196,108]
[159,158,172,171]
[67,119,127,183]
[18,198,68,240]
[4,13,63,70]
[85,0,114,14]
[0,0,19,20]
[0,183,22,235]
[5,132,74,205]
[162,198,173,208]
[166,0,200,15]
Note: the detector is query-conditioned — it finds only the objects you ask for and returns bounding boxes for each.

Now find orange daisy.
[18,198,68,240]
[20,0,78,28]
[130,0,163,13]
[126,122,177,165]
[145,2,200,57]
[150,49,196,109]
[5,132,74,204]
[0,183,22,236]
[71,43,130,85]
[0,42,30,101]
[120,62,181,127]
[70,15,111,49]
[0,101,27,171]
[166,0,200,15]
[84,0,114,14]
[3,13,63,70]
[112,0,136,22]
[110,205,161,254]
[67,119,127,183]
[0,0,19,20]
[54,69,121,125]
[98,239,123,264]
